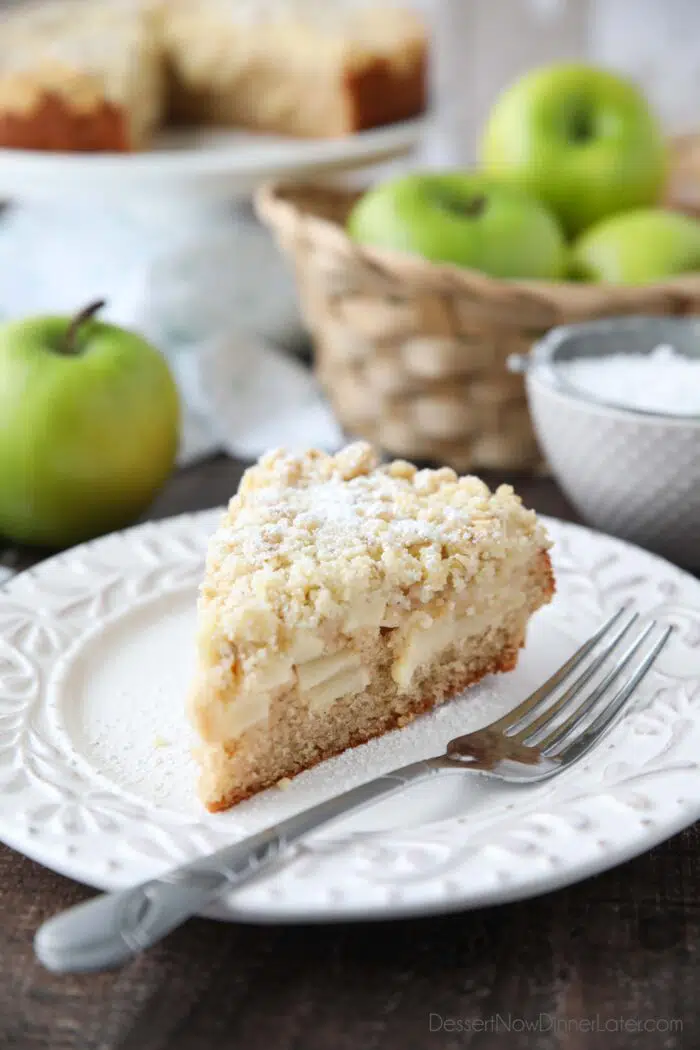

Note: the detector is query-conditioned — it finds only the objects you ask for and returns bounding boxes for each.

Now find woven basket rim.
[256,178,700,310]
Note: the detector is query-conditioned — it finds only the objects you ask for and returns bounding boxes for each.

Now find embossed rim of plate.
[1,509,700,923]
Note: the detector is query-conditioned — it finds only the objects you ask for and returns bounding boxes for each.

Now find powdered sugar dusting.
[55,590,203,816]
[560,344,700,417]
[201,443,547,641]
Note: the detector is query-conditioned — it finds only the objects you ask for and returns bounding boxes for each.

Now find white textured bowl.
[520,317,700,569]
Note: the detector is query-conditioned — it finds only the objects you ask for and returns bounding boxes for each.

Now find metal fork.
[35,608,671,974]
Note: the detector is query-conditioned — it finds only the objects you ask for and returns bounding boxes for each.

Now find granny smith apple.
[347,172,566,279]
[480,63,667,236]
[571,208,700,284]
[0,300,180,547]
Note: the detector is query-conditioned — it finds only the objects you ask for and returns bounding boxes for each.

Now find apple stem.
[462,195,487,219]
[570,110,592,143]
[62,299,107,356]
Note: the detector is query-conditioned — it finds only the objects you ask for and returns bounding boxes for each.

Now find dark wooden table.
[0,456,696,1050]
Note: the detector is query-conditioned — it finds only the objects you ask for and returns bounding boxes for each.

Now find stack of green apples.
[349,63,700,286]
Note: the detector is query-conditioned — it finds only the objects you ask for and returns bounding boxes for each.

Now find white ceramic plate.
[1,510,699,923]
[0,118,424,201]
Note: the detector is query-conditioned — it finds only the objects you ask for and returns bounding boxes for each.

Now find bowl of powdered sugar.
[511,317,700,567]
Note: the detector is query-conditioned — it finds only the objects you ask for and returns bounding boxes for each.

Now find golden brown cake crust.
[343,50,427,134]
[0,88,129,151]
[0,0,164,152]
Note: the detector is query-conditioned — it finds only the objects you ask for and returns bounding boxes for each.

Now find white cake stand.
[0,119,424,349]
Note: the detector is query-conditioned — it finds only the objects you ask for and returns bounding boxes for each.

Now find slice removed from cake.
[190,443,554,812]
[162,0,427,138]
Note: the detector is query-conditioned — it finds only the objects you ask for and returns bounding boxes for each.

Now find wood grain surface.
[0,456,695,1050]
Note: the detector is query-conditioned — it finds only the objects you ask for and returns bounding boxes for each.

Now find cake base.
[199,554,553,812]
[0,92,131,151]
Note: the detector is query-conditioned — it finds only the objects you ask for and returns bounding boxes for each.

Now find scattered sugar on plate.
[558,344,700,416]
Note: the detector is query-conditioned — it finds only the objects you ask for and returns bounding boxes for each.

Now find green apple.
[571,208,700,284]
[347,171,566,279]
[0,300,180,547]
[480,63,667,236]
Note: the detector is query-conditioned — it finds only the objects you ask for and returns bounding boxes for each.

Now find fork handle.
[34,759,441,974]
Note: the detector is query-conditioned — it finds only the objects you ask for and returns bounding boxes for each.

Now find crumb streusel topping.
[199,443,550,651]
[0,0,162,136]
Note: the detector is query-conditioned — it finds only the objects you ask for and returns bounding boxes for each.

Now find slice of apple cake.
[190,443,554,812]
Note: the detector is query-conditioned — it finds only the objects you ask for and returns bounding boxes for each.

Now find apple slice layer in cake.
[190,443,554,812]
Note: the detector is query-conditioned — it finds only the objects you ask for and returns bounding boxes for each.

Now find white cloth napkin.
[175,333,344,465]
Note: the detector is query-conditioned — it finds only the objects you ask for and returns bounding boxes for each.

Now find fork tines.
[500,608,673,764]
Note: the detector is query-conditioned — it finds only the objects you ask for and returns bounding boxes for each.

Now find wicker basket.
[666,133,700,217]
[257,179,700,473]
